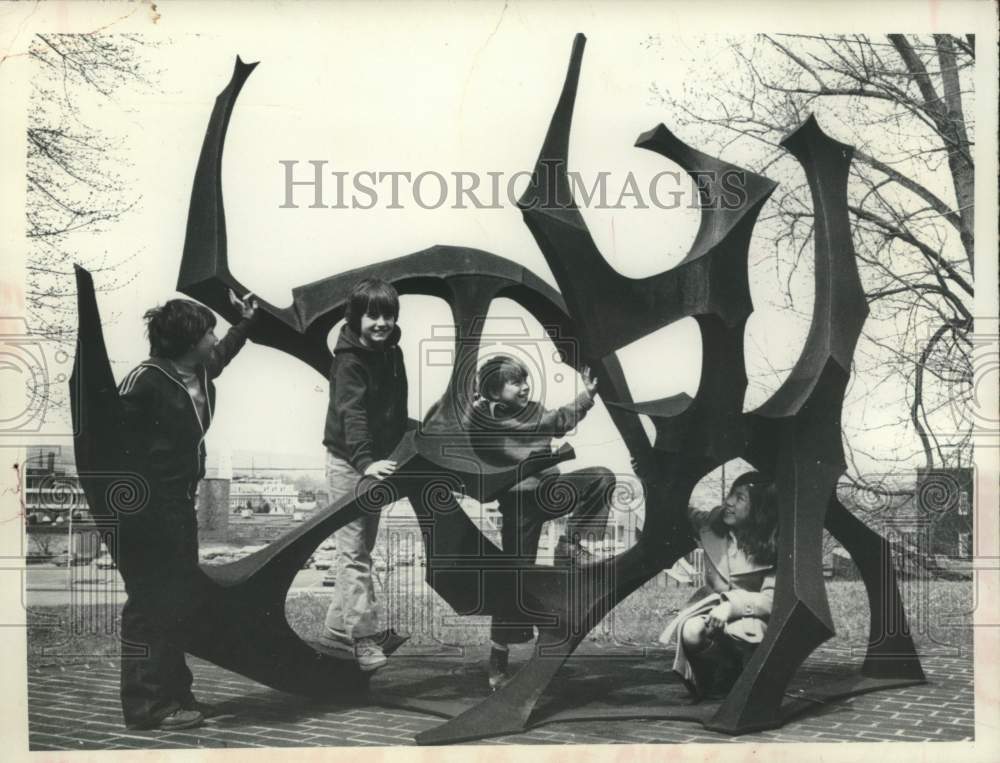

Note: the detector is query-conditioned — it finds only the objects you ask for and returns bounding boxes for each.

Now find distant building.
[832,468,974,579]
[228,475,300,514]
[23,446,90,525]
[916,467,974,560]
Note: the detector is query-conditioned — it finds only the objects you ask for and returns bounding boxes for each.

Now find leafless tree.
[26,32,160,346]
[652,34,975,478]
[25,32,160,421]
[28,533,56,559]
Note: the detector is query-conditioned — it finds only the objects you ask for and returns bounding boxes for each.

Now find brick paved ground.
[27,647,973,750]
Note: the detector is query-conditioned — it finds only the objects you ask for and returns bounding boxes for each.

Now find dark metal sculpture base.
[369,651,922,742]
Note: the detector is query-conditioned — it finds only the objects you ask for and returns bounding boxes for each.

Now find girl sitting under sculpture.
[658,471,778,700]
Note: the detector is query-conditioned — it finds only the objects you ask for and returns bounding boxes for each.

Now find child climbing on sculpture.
[117,289,258,731]
[471,354,616,691]
[317,277,409,671]
[657,471,778,700]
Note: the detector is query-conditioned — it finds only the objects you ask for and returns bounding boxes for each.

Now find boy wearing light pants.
[318,278,408,671]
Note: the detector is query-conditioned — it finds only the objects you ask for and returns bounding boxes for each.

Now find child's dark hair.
[712,471,778,565]
[477,354,529,401]
[345,278,400,334]
[143,300,216,360]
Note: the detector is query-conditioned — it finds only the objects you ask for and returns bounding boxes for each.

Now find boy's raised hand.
[228,289,258,320]
[364,460,398,479]
[581,365,598,398]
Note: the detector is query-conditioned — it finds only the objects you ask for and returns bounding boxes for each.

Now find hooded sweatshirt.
[323,323,408,473]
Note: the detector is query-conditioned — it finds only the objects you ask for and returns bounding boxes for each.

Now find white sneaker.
[354,637,388,671]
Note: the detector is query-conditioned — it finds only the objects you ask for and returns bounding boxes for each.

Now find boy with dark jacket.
[117,290,256,730]
[471,354,616,691]
[318,278,408,671]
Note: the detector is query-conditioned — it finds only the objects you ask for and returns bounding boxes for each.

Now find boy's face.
[359,311,396,348]
[191,328,218,362]
[496,373,530,409]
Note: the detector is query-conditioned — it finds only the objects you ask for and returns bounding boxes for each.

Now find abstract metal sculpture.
[518,34,924,736]
[71,34,924,745]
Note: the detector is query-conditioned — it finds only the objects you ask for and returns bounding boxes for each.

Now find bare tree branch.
[847,204,973,296]
[653,32,975,473]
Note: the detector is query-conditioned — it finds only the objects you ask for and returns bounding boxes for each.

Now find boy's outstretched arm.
[205,290,258,379]
[537,391,595,438]
[536,364,599,437]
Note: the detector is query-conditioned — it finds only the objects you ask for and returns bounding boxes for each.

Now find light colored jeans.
[322,452,381,640]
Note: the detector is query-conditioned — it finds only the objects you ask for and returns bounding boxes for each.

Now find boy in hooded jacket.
[318,278,409,671]
[117,290,257,731]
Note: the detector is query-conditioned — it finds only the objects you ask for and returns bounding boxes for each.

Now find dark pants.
[118,492,207,729]
[490,467,615,645]
[120,594,197,728]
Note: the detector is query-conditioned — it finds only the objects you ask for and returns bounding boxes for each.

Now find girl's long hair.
[711,473,778,566]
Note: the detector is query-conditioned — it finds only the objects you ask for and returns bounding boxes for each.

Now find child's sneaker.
[180,697,218,718]
[354,637,388,671]
[156,708,204,730]
[488,645,510,692]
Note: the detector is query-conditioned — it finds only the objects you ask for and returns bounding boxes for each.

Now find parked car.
[93,552,117,570]
[302,554,315,569]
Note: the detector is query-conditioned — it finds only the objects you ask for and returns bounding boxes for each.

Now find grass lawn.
[27,578,973,668]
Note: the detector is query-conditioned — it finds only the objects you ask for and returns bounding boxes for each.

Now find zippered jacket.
[118,318,255,498]
[322,323,408,473]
